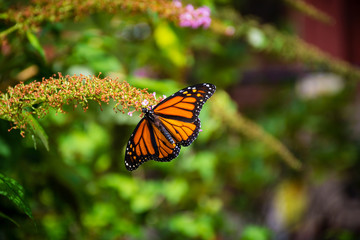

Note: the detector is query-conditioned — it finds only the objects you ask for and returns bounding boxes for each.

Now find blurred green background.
[1,0,360,239]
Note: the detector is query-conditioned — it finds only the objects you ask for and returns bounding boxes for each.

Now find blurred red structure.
[293,0,360,66]
[231,0,360,110]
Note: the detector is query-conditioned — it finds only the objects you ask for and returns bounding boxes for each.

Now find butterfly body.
[125,83,216,171]
[143,107,176,144]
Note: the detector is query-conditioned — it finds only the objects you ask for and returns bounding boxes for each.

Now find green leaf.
[0,13,9,19]
[241,225,271,240]
[0,211,20,227]
[154,22,187,67]
[0,173,33,220]
[26,31,46,60]
[25,114,49,151]
[169,213,215,239]
[0,137,11,157]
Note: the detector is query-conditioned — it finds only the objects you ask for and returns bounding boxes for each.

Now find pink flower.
[179,13,193,27]
[196,7,211,28]
[142,99,149,106]
[173,0,182,8]
[185,4,194,12]
[177,2,211,29]
[128,111,134,117]
[133,68,149,78]
[198,7,210,16]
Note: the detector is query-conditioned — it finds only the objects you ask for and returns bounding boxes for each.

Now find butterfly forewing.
[153,83,216,122]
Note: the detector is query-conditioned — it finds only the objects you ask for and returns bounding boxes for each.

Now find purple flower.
[173,0,182,8]
[196,7,211,28]
[133,67,151,78]
[176,2,211,29]
[199,6,210,15]
[185,4,194,12]
[128,111,134,117]
[179,15,191,27]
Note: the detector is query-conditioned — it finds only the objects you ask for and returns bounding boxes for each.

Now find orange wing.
[153,83,215,146]
[158,117,200,146]
[125,83,216,171]
[153,83,216,122]
[150,122,181,162]
[124,118,181,171]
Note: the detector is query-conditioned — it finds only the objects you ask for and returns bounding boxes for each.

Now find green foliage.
[0,174,33,221]
[212,90,302,169]
[241,225,271,240]
[284,0,333,24]
[26,114,49,151]
[154,22,187,67]
[26,31,46,60]
[0,0,359,239]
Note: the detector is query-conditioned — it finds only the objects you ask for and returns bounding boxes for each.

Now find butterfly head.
[142,107,155,122]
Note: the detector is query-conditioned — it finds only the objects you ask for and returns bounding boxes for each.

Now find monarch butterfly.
[125,83,216,171]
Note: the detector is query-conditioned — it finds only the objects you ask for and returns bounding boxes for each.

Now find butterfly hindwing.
[158,116,201,147]
[151,122,181,162]
[125,118,157,171]
[125,118,182,170]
